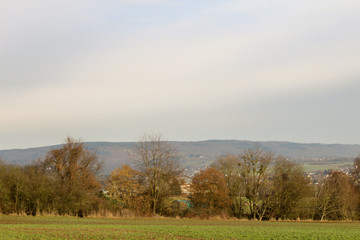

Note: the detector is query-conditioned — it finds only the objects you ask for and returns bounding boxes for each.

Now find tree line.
[194,150,360,220]
[0,137,102,217]
[1,135,360,221]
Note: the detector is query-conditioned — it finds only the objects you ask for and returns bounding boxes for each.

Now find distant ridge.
[1,140,360,174]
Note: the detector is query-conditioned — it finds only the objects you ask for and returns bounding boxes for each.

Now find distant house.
[99,189,109,196]
[180,184,191,195]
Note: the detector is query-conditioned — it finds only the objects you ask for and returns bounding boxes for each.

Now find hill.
[1,140,360,174]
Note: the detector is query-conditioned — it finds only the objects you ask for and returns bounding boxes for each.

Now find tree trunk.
[15,183,19,214]
[153,199,157,214]
[321,206,326,221]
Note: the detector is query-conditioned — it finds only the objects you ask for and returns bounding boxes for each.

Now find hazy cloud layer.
[1,0,360,149]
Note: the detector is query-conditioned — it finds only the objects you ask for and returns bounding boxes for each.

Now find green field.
[1,216,360,239]
[303,162,352,172]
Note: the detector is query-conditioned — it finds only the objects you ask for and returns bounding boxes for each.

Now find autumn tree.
[0,162,17,214]
[21,163,54,216]
[211,154,244,218]
[0,161,44,215]
[1,165,27,215]
[190,168,231,216]
[130,134,183,214]
[270,157,312,220]
[168,178,182,196]
[107,164,142,209]
[41,137,102,216]
[0,160,9,214]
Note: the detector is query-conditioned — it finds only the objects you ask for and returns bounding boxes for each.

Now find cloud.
[1,0,360,148]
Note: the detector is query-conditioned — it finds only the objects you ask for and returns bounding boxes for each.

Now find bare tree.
[351,155,360,187]
[317,170,358,220]
[131,134,183,214]
[239,147,274,220]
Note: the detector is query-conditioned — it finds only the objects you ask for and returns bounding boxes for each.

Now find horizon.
[1,1,360,149]
[2,138,360,151]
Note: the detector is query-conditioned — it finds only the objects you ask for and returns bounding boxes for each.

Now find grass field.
[303,162,352,172]
[1,216,360,239]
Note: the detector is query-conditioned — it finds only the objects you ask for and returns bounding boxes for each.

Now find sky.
[1,0,360,149]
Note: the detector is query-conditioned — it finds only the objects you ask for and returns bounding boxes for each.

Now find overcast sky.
[1,0,360,149]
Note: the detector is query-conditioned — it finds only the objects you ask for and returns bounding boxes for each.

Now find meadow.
[1,216,360,239]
